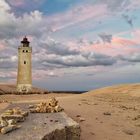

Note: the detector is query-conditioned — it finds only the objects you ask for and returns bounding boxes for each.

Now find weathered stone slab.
[0,104,80,140]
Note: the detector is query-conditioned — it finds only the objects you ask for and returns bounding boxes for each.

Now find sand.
[0,83,140,140]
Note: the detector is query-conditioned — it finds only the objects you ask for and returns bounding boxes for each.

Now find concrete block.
[0,111,80,140]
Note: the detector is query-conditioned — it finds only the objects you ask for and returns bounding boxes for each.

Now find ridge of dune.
[83,83,140,97]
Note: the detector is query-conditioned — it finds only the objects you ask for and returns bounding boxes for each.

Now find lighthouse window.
[26,50,28,52]
[24,61,26,64]
[23,50,25,52]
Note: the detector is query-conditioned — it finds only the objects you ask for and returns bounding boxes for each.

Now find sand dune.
[0,84,140,140]
[86,83,140,97]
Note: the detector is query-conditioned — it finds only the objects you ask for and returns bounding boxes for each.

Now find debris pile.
[0,108,28,134]
[0,98,64,135]
[30,97,64,113]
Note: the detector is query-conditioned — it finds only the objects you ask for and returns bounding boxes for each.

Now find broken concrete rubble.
[0,108,28,134]
[30,97,64,113]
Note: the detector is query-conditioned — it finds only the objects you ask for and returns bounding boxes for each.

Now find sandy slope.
[0,84,140,140]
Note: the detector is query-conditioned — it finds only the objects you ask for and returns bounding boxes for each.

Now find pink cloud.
[7,0,24,7]
[132,29,140,43]
[7,0,45,8]
[81,37,140,57]
[0,71,16,80]
[112,37,140,46]
[0,41,6,50]
[49,4,108,32]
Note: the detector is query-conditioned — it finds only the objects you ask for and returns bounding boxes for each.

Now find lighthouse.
[17,37,32,93]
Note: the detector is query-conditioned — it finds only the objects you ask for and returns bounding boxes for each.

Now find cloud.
[49,4,108,32]
[7,0,24,7]
[0,54,17,69]
[102,0,128,10]
[97,0,140,12]
[119,53,140,62]
[98,33,112,43]
[25,36,117,70]
[0,0,139,78]
[41,53,116,68]
[0,0,140,86]
[7,0,45,7]
[6,0,46,16]
[33,37,117,68]
[122,14,134,27]
[0,0,10,11]
[43,37,79,56]
[0,1,48,39]
[32,70,60,80]
[78,36,140,58]
[112,37,139,46]
[0,41,6,50]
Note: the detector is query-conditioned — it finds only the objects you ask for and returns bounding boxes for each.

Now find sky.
[0,0,140,91]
